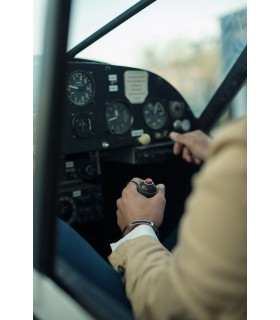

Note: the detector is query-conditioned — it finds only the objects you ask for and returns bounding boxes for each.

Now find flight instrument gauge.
[105,101,133,135]
[57,196,77,224]
[143,100,168,130]
[169,101,185,118]
[66,71,95,106]
[72,113,94,138]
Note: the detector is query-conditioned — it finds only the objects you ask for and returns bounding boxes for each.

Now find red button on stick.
[138,178,158,198]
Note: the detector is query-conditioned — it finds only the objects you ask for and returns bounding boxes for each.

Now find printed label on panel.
[124,71,148,104]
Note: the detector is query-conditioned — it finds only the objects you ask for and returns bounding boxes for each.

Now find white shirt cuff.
[110,224,158,252]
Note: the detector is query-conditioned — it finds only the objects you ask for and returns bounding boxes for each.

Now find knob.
[102,141,109,148]
[137,178,158,198]
[173,120,182,130]
[181,119,191,131]
[138,133,151,146]
[85,164,96,176]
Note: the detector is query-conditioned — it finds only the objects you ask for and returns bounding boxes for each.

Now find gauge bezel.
[105,101,134,135]
[143,99,168,130]
[57,196,77,225]
[66,70,95,106]
[169,101,185,119]
[72,112,94,138]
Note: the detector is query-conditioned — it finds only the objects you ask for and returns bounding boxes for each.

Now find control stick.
[137,178,158,198]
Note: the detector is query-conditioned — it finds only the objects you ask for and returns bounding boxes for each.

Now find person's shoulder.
[211,116,247,151]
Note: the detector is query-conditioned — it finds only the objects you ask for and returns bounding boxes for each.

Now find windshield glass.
[68,0,247,117]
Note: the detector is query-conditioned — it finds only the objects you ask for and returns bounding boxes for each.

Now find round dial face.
[105,102,133,135]
[72,113,94,138]
[169,101,185,118]
[57,196,77,224]
[66,71,95,106]
[143,100,168,130]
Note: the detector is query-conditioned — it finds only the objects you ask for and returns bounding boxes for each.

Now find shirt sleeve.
[110,224,158,252]
[108,117,247,320]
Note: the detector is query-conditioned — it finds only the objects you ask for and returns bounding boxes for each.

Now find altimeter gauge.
[66,71,95,106]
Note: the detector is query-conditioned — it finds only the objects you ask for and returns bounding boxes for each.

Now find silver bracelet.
[122,220,159,237]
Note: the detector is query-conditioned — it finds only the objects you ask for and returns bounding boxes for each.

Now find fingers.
[173,142,183,155]
[170,131,184,144]
[126,177,143,190]
[170,131,194,148]
[182,148,202,165]
[170,131,205,165]
[170,132,184,155]
[171,131,194,159]
[129,177,143,185]
[182,146,193,163]
[124,178,166,199]
[170,130,210,162]
[156,184,165,197]
[116,197,121,208]
[193,157,202,165]
[117,178,166,232]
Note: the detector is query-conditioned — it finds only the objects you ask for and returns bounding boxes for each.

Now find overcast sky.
[34,0,246,65]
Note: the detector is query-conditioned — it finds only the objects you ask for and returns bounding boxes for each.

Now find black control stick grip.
[137,178,158,198]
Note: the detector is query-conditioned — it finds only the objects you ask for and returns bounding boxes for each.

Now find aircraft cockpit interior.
[33,1,247,319]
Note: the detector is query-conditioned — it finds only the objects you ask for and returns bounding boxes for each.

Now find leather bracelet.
[122,220,159,237]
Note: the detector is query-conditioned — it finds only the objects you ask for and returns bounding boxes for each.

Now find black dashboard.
[62,61,197,154]
[56,61,199,256]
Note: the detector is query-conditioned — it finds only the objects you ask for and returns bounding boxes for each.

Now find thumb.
[170,131,185,144]
[156,184,165,197]
[170,132,188,155]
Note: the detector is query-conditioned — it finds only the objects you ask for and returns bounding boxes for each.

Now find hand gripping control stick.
[137,178,158,198]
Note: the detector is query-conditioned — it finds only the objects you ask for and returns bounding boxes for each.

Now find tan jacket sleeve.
[108,117,247,320]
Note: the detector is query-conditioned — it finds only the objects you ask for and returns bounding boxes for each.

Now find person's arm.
[110,224,158,252]
[108,118,247,320]
[112,129,211,245]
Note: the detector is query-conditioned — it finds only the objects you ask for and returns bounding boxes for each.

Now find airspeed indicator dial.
[66,71,95,106]
[143,100,167,130]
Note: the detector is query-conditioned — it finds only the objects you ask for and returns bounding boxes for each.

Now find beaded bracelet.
[122,220,159,237]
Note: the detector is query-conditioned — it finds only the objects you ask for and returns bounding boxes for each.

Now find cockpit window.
[67,0,247,117]
[68,0,140,50]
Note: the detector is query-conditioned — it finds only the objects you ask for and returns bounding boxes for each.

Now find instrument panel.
[62,61,197,155]
[57,61,199,227]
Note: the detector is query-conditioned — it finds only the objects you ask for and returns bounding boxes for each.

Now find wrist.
[122,224,139,236]
[122,220,159,237]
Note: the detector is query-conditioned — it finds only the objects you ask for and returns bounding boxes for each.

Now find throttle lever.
[137,178,158,198]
